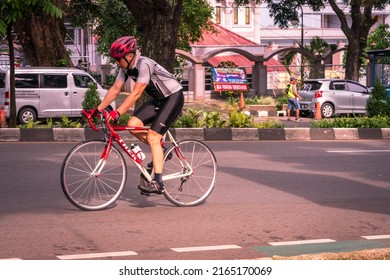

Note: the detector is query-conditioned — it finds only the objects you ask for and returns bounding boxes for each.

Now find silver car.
[299,79,371,118]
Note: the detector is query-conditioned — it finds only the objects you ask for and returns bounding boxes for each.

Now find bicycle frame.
[82,110,192,184]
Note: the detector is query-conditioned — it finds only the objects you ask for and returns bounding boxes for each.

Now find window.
[0,73,5,88]
[73,74,94,88]
[215,6,221,24]
[245,7,250,24]
[15,74,39,88]
[42,74,67,88]
[347,82,367,93]
[330,82,345,91]
[233,6,251,25]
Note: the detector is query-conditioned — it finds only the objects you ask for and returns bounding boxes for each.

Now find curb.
[1,128,390,142]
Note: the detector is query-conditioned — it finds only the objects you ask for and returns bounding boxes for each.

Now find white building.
[208,0,390,65]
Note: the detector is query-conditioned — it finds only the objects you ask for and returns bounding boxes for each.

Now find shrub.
[202,111,227,128]
[366,79,390,117]
[310,116,390,128]
[82,83,102,110]
[228,110,255,127]
[55,115,82,128]
[255,119,285,128]
[172,108,203,128]
[118,114,131,126]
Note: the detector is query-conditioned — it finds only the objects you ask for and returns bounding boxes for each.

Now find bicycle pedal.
[140,191,150,196]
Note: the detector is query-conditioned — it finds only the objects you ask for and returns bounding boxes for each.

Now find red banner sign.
[213,83,249,91]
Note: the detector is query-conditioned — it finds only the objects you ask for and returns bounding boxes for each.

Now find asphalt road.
[0,140,389,260]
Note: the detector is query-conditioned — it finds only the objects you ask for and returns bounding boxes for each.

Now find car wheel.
[18,107,37,124]
[321,103,334,118]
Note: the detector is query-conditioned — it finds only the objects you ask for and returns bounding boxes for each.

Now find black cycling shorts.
[133,90,184,135]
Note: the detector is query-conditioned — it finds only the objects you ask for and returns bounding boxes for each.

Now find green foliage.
[228,110,255,128]
[118,114,130,126]
[227,96,276,106]
[202,111,227,128]
[366,24,390,64]
[82,83,102,110]
[178,0,215,52]
[173,108,204,128]
[276,95,288,110]
[17,119,42,128]
[366,79,390,117]
[55,115,82,128]
[0,0,62,35]
[311,116,390,128]
[255,118,285,128]
[46,118,53,128]
[67,0,213,58]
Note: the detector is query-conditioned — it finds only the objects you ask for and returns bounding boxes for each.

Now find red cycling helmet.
[110,36,137,59]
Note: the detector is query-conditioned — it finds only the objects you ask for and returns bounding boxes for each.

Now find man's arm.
[293,85,302,100]
[97,79,124,111]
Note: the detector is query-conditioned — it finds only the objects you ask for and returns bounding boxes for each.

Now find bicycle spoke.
[162,140,217,206]
[61,140,127,211]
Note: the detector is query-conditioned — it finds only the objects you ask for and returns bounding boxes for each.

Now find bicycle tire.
[61,140,127,211]
[162,139,217,206]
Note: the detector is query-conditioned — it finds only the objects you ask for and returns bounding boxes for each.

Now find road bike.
[60,110,218,210]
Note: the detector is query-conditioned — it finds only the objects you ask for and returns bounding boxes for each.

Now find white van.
[0,67,115,124]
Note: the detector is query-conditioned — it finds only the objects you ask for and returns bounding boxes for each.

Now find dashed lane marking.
[255,236,390,257]
[171,244,241,252]
[57,250,138,260]
[362,234,390,240]
[3,235,389,260]
[327,150,390,153]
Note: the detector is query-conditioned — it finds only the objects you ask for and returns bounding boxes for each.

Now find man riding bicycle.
[96,36,184,194]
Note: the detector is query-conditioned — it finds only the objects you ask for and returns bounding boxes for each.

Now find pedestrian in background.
[75,59,84,70]
[286,76,302,122]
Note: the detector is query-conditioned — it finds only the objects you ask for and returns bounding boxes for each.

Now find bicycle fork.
[90,140,113,177]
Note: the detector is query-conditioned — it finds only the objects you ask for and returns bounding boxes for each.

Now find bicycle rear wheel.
[61,140,127,211]
[162,140,217,206]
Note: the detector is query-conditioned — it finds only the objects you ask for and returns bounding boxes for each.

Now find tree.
[13,1,71,67]
[262,0,390,81]
[0,0,63,128]
[66,0,214,72]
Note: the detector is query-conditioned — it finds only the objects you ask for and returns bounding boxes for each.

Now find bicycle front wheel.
[61,140,127,211]
[162,140,217,206]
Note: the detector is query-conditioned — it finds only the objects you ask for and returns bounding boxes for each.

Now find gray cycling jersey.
[116,54,182,99]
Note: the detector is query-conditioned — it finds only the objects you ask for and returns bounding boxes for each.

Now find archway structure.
[175,46,345,100]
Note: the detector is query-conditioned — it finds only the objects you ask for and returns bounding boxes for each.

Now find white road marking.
[269,239,336,246]
[171,244,241,252]
[57,250,138,260]
[361,234,390,240]
[327,150,390,153]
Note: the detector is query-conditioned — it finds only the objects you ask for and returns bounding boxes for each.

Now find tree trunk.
[123,0,183,72]
[13,10,71,67]
[344,37,361,81]
[6,24,17,128]
[328,0,375,81]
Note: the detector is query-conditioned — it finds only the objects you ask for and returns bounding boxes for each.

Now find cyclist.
[96,36,184,194]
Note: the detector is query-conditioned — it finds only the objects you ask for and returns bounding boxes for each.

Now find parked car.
[299,79,371,118]
[0,67,115,124]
